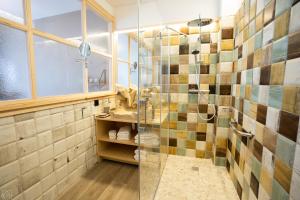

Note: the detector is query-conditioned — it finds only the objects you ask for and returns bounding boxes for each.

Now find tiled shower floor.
[154,155,239,200]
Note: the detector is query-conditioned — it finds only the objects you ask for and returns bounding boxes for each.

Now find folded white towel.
[134,155,139,161]
[134,155,146,161]
[135,133,159,139]
[134,149,146,161]
[118,132,130,136]
[118,135,130,138]
[118,137,129,140]
[118,126,131,134]
[108,130,117,139]
[134,149,147,155]
[134,136,160,146]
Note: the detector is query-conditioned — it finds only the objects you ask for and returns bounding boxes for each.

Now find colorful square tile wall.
[227,0,300,199]
[214,16,235,166]
[141,23,220,158]
[164,25,219,158]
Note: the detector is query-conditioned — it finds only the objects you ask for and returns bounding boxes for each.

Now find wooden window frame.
[0,0,117,115]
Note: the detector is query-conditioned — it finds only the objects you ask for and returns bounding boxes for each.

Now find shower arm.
[197,14,202,64]
[165,26,188,37]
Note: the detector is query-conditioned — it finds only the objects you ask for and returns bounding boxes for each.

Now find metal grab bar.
[229,120,254,138]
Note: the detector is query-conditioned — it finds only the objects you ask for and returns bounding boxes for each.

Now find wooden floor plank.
[59,162,113,200]
[111,167,139,200]
[58,160,139,200]
[78,163,123,200]
[97,165,138,200]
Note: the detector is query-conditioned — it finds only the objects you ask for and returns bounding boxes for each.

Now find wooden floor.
[59,160,139,200]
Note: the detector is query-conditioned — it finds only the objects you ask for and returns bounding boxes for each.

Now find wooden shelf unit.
[98,134,137,147]
[95,116,139,165]
[97,144,138,165]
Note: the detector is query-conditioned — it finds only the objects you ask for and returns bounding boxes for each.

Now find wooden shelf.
[98,134,138,147]
[96,114,139,165]
[95,115,137,124]
[95,113,167,125]
[98,144,138,165]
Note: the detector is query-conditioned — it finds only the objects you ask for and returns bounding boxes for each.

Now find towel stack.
[134,149,146,161]
[134,133,159,147]
[108,130,117,139]
[117,126,131,140]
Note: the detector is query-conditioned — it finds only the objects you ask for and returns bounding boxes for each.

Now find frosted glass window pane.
[34,36,83,97]
[117,62,129,87]
[138,47,152,87]
[0,0,24,23]
[31,0,81,42]
[87,7,112,53]
[130,69,138,87]
[0,24,31,100]
[88,53,111,92]
[118,33,128,61]
[130,38,138,64]
[130,38,138,86]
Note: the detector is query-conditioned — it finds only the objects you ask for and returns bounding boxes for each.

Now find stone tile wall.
[0,97,114,200]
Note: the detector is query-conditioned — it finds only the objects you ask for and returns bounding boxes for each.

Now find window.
[86,6,113,93]
[116,32,139,88]
[0,24,31,100]
[139,46,152,87]
[130,37,138,65]
[118,33,129,61]
[88,52,111,92]
[0,0,25,24]
[34,36,84,97]
[87,7,112,53]
[0,0,115,109]
[118,62,129,87]
[130,37,139,86]
[117,33,129,87]
[31,0,82,43]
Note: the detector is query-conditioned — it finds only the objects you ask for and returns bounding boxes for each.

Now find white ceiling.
[106,0,155,7]
[106,0,137,7]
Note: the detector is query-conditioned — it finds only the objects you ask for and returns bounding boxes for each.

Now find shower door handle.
[138,127,146,133]
[139,97,149,125]
[139,99,147,104]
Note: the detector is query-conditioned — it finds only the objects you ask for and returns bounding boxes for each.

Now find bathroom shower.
[188,17,216,121]
[153,20,216,121]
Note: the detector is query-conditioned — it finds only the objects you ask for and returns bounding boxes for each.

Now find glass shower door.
[138,27,170,200]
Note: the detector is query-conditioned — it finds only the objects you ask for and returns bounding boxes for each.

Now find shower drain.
[192,166,199,171]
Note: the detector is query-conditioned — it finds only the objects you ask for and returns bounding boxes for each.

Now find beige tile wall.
[0,97,115,200]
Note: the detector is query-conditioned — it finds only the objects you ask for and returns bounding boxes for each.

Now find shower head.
[192,49,200,64]
[187,18,213,27]
[192,49,200,55]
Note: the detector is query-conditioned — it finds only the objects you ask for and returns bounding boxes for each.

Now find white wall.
[96,0,115,15]
[114,3,138,31]
[113,0,242,30]
[115,0,220,30]
[220,0,242,17]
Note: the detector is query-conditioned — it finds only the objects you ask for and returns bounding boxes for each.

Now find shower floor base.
[154,155,239,200]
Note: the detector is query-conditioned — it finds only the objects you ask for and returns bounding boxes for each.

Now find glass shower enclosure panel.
[138,28,170,199]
